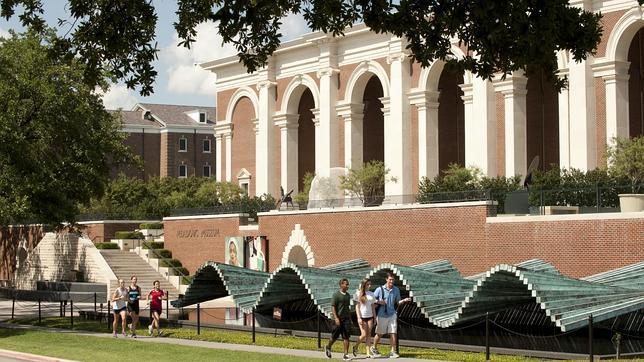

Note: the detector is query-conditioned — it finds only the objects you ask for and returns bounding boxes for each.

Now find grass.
[5,317,546,361]
[0,328,325,362]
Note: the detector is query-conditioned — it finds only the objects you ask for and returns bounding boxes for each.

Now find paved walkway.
[0,323,442,361]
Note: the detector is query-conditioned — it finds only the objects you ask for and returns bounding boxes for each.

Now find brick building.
[201,1,644,198]
[111,103,217,180]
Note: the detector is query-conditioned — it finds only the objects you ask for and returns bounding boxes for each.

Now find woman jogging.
[127,275,141,338]
[111,279,128,338]
[147,280,166,337]
[353,278,376,357]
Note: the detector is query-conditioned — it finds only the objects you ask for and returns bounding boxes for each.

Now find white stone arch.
[280,74,320,114]
[344,60,391,103]
[605,7,644,62]
[417,45,472,91]
[225,86,260,123]
[281,224,315,267]
[556,50,569,71]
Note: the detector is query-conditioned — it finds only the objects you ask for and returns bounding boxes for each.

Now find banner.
[225,236,244,267]
[244,236,268,272]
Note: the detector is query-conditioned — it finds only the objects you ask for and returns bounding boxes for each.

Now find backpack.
[374,286,386,315]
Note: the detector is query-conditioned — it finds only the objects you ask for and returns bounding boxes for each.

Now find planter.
[618,194,644,212]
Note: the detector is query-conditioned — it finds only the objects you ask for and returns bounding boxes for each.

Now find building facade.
[203,0,644,198]
[112,103,217,180]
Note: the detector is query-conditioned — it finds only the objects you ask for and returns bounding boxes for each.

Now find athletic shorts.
[375,315,397,335]
[361,317,373,323]
[127,302,140,314]
[113,306,127,314]
[151,308,162,316]
[331,318,351,340]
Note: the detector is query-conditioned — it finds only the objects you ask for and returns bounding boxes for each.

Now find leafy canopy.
[0,30,133,226]
[606,136,644,193]
[2,0,614,94]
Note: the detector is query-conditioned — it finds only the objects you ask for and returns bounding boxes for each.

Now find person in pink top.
[147,280,166,337]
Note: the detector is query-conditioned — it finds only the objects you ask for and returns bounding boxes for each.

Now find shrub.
[607,136,644,193]
[241,194,278,219]
[139,222,163,229]
[142,241,164,249]
[149,249,172,259]
[114,231,144,239]
[181,275,193,285]
[159,258,183,268]
[417,165,520,213]
[94,242,119,250]
[174,267,189,276]
[293,172,315,207]
[340,161,397,206]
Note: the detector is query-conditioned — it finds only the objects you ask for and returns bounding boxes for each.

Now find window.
[179,137,188,152]
[199,112,207,123]
[203,139,211,153]
[203,164,211,178]
[178,164,188,178]
[241,182,249,195]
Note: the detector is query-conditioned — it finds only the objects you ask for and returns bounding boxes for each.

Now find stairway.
[99,250,181,300]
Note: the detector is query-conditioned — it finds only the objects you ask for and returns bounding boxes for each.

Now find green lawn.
[5,317,624,362]
[0,328,325,362]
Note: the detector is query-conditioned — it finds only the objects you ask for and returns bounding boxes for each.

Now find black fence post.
[63,300,67,317]
[396,331,400,354]
[196,303,200,335]
[252,308,256,344]
[70,300,74,329]
[38,299,41,324]
[317,311,321,349]
[589,314,594,361]
[107,301,111,329]
[166,292,169,320]
[59,300,63,317]
[485,312,490,361]
[11,297,15,319]
[94,293,97,313]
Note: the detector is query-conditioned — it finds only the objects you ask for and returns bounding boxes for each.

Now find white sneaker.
[148,325,153,335]
[370,346,380,357]
[388,351,400,359]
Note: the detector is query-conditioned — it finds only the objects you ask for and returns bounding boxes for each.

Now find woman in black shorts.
[111,279,128,338]
[353,278,377,357]
[127,276,141,337]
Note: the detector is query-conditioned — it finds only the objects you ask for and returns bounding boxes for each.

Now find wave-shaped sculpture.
[173,259,644,332]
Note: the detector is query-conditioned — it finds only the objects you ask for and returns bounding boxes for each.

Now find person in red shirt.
[147,280,166,336]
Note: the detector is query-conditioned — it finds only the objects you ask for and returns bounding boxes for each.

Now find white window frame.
[203,164,211,178]
[202,138,211,153]
[178,164,188,178]
[179,137,188,152]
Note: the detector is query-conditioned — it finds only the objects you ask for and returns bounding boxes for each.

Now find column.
[463,78,497,175]
[273,114,300,194]
[337,103,364,169]
[316,69,339,176]
[215,134,223,182]
[494,73,528,177]
[409,90,440,180]
[256,78,277,195]
[595,61,631,142]
[385,52,412,198]
[568,58,597,170]
[558,70,571,169]
[214,122,233,182]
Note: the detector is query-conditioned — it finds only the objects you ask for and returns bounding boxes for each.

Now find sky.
[0,1,310,110]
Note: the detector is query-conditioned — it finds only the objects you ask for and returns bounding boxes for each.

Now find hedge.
[94,242,119,250]
[150,249,172,259]
[139,222,163,230]
[114,231,144,239]
[142,242,164,249]
[159,258,183,268]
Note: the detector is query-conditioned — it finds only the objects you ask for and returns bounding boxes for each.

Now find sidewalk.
[0,323,441,361]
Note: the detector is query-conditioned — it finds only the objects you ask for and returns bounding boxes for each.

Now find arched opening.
[362,76,385,164]
[231,97,256,195]
[526,68,560,170]
[438,71,465,171]
[287,246,309,266]
[297,89,316,192]
[628,28,644,138]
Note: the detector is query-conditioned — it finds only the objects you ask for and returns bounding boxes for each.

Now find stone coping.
[163,213,249,221]
[487,211,644,223]
[259,200,495,217]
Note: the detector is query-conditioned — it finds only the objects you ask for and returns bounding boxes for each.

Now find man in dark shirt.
[325,278,353,361]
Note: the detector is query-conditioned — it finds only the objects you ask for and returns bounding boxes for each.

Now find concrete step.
[36,281,106,293]
[99,250,181,296]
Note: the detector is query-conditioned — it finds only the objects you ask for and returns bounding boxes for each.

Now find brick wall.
[163,216,244,275]
[161,205,643,280]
